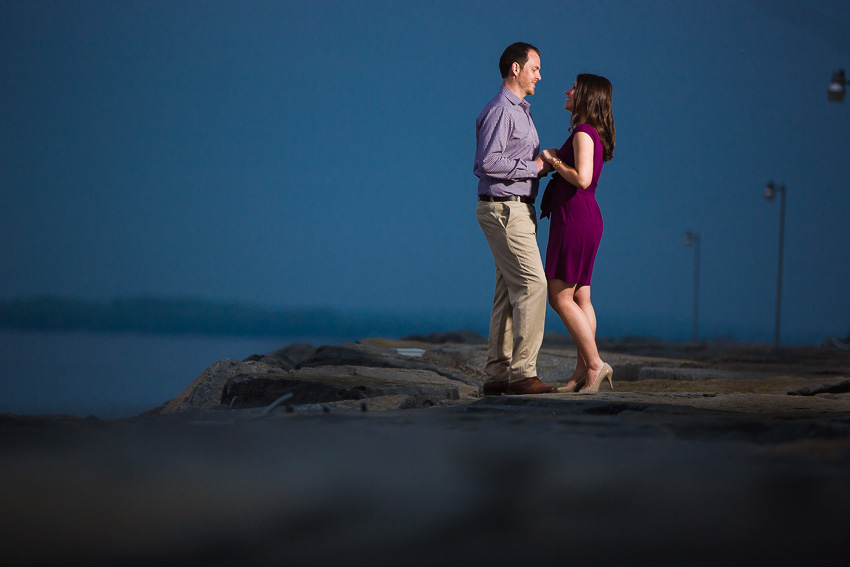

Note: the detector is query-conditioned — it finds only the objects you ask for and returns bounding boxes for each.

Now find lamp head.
[828,70,846,103]
[764,181,776,201]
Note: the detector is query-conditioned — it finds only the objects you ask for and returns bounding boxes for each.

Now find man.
[474,42,556,396]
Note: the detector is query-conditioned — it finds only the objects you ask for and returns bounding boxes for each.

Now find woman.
[540,73,615,393]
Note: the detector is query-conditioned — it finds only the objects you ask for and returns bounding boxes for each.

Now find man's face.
[517,50,541,97]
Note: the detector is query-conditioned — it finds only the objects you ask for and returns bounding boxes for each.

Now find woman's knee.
[574,285,592,305]
[548,289,575,312]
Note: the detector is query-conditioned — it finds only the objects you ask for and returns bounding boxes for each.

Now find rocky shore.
[2,333,849,565]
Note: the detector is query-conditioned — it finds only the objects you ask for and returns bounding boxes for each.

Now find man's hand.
[535,154,553,176]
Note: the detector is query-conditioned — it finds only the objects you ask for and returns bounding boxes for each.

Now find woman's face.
[564,82,577,112]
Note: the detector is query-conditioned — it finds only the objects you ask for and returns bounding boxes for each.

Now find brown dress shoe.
[506,377,557,395]
[482,380,508,395]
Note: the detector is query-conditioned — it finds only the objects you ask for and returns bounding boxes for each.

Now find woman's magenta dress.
[541,123,605,286]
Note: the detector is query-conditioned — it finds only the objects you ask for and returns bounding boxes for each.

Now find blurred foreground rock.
[4,334,848,566]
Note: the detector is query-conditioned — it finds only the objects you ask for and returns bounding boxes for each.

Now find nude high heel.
[579,363,613,394]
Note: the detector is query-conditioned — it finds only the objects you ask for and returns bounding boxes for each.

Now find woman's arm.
[542,131,594,189]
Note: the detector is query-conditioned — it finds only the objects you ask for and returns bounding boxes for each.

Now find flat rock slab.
[294,365,476,391]
[629,366,744,381]
[222,366,473,410]
[473,389,850,418]
[299,342,480,386]
[468,391,850,449]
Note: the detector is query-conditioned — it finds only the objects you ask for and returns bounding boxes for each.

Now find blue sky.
[2,0,849,343]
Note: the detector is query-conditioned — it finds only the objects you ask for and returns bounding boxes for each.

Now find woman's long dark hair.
[570,73,615,162]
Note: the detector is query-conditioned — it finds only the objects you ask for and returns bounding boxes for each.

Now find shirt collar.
[500,85,529,108]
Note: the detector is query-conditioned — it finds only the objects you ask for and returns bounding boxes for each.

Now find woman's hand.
[541,147,559,163]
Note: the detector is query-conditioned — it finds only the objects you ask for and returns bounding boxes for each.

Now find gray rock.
[242,344,316,370]
[634,367,743,381]
[260,353,297,370]
[401,330,486,344]
[297,342,414,367]
[788,379,850,396]
[241,353,295,370]
[536,351,579,382]
[275,343,317,365]
[298,342,480,386]
[222,365,469,410]
[223,374,459,410]
[152,359,275,414]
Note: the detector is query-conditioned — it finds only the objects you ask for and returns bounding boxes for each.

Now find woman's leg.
[565,285,597,382]
[574,284,597,341]
[548,279,604,387]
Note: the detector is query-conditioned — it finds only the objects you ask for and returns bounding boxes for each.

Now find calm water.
[0,330,353,419]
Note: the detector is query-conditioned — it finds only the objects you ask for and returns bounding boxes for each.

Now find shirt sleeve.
[476,107,539,181]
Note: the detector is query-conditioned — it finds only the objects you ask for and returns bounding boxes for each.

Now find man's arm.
[476,107,540,180]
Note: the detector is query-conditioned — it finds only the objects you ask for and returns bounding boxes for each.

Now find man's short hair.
[499,42,540,79]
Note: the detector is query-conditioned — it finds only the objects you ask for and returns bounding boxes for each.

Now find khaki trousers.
[476,200,547,382]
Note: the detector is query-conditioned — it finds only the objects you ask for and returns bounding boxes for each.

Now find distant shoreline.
[0,296,485,339]
[3,296,845,346]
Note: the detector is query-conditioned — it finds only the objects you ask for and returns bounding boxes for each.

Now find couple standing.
[475,42,616,396]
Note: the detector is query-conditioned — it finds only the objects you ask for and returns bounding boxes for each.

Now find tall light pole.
[764,181,786,348]
[684,231,701,344]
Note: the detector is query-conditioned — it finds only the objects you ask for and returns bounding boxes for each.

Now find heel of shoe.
[579,363,613,394]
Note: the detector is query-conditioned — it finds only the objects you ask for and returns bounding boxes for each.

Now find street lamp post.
[684,231,701,344]
[764,181,786,348]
